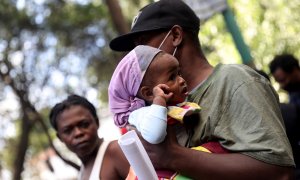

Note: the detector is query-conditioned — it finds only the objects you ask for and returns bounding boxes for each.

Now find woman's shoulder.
[106,140,129,165]
[102,140,130,179]
[106,140,119,153]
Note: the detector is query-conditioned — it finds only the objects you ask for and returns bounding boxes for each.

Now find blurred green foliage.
[200,0,300,73]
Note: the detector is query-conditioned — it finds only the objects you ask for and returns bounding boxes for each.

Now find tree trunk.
[1,48,79,179]
[105,0,129,35]
[12,114,32,180]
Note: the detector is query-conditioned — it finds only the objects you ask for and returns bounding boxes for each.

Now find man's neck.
[181,58,213,91]
[179,45,213,91]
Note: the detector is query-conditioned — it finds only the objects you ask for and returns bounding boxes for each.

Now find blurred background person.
[269,54,300,178]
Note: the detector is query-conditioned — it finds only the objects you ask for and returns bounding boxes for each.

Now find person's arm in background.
[141,126,294,180]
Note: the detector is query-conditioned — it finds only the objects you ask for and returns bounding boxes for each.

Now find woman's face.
[56,105,99,159]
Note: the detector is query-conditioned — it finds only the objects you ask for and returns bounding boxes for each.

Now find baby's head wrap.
[108,45,162,127]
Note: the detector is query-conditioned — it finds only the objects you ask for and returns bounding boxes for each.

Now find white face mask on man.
[158,30,177,56]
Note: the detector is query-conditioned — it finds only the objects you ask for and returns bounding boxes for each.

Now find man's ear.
[139,86,153,103]
[171,25,183,47]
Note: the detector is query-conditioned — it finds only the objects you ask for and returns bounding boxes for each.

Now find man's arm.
[142,126,294,180]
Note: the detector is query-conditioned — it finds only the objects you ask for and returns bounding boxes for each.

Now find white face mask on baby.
[158,30,177,56]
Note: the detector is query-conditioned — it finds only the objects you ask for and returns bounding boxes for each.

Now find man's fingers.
[126,125,150,145]
[166,125,178,142]
[125,124,136,131]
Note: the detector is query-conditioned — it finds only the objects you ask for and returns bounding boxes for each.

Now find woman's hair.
[49,94,99,130]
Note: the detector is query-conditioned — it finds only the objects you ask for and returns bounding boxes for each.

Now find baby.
[109,45,200,145]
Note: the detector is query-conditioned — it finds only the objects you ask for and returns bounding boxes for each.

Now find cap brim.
[109,31,137,52]
[109,27,169,52]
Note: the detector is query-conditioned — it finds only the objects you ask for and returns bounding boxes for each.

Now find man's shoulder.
[214,64,259,83]
[217,64,253,75]
[197,63,265,95]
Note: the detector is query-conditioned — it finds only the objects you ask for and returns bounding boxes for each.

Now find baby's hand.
[153,84,173,105]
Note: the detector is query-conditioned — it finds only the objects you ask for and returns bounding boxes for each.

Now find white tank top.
[78,141,110,180]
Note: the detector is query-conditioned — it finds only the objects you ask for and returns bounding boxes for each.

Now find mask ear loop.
[158,30,178,57]
[158,30,172,49]
[172,47,177,56]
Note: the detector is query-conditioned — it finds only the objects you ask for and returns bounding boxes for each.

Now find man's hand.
[138,125,179,169]
[126,124,177,169]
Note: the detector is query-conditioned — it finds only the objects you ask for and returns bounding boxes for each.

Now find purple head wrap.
[108,45,162,127]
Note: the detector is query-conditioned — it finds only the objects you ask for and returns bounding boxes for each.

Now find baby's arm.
[129,105,168,144]
[128,84,173,144]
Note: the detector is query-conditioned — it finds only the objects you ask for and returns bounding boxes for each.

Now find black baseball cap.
[109,0,200,52]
